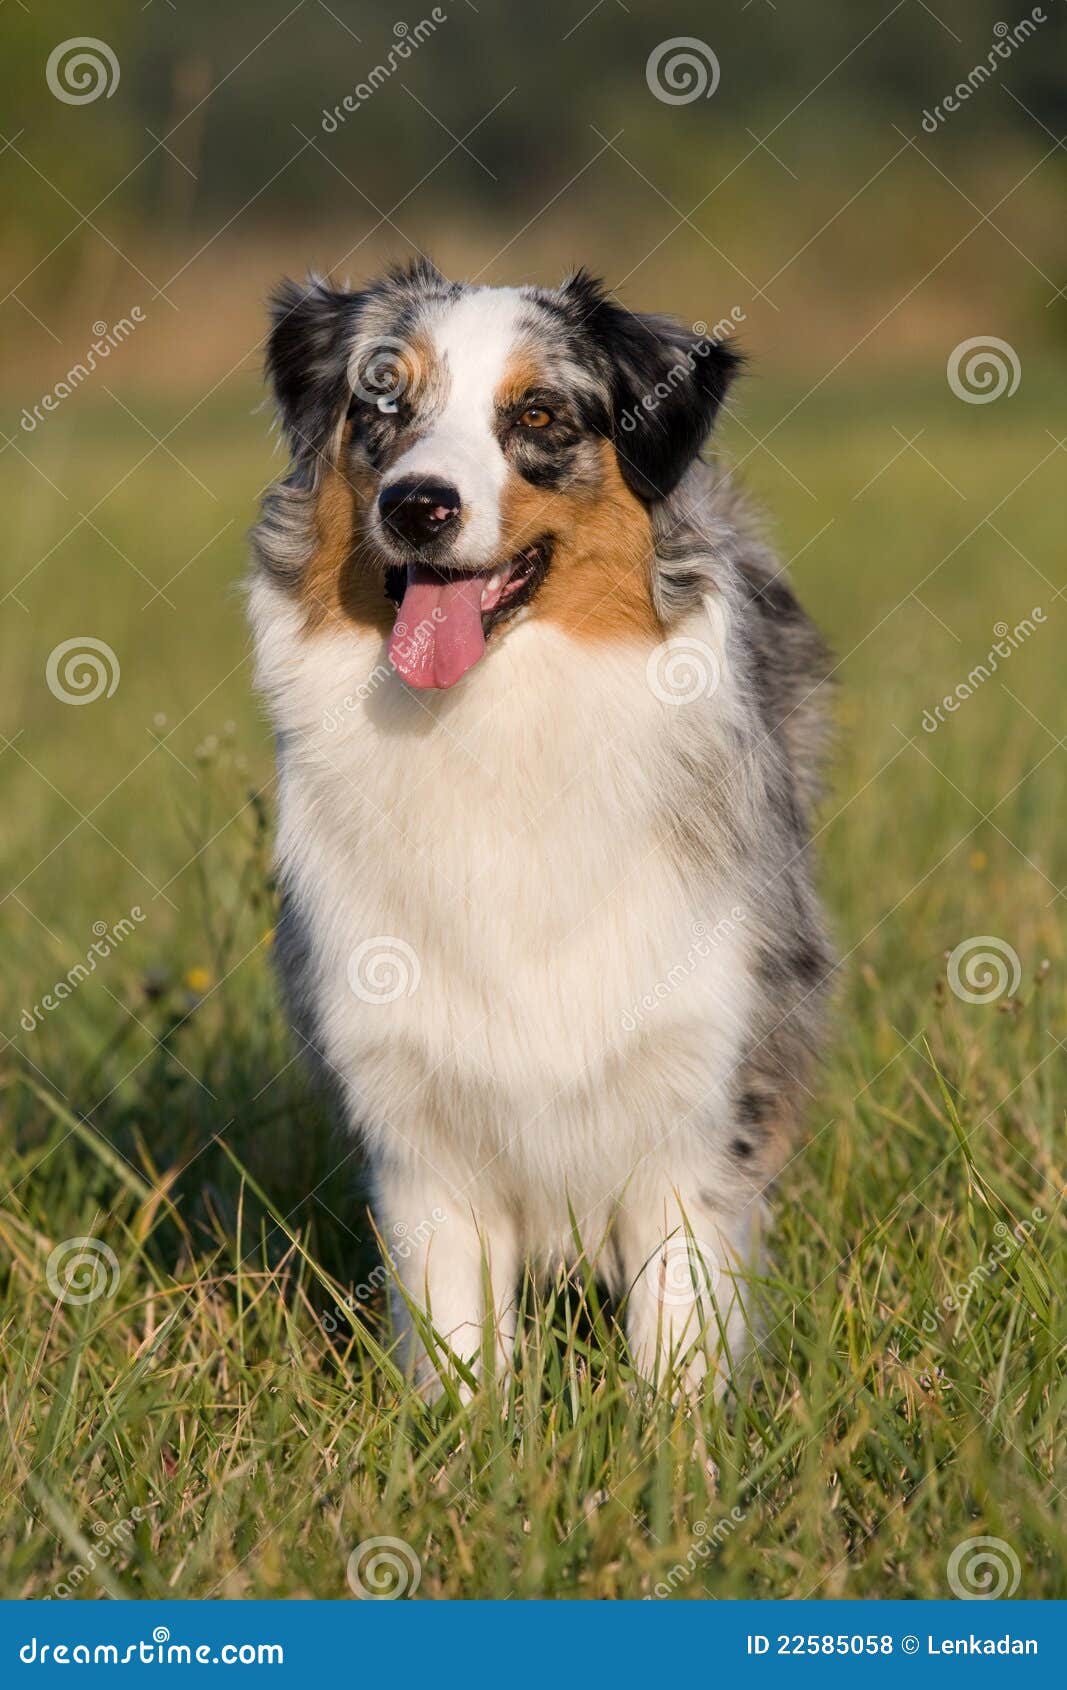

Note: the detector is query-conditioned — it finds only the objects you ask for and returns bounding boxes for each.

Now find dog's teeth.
[487,573,502,593]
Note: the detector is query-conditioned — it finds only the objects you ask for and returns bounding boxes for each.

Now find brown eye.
[518,406,552,429]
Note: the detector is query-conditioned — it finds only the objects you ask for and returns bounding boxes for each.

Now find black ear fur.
[266,277,365,469]
[560,271,741,503]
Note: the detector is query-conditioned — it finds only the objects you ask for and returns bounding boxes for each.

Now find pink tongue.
[388,565,487,689]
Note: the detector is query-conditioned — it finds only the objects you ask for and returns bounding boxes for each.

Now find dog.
[249,259,833,1394]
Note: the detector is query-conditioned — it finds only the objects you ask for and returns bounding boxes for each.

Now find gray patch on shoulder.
[251,471,319,591]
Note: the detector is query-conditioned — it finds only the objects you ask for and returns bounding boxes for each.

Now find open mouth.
[387,539,553,690]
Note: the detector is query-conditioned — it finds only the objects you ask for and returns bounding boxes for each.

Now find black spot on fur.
[737,1090,771,1126]
[756,948,787,988]
[509,428,593,491]
[741,570,803,622]
[791,940,830,986]
[513,454,573,490]
[730,1137,755,1161]
[496,382,600,494]
[758,934,830,993]
[661,566,705,599]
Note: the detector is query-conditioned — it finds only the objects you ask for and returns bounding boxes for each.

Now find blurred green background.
[3,0,1065,1139]
[4,0,1067,366]
[2,0,1066,1600]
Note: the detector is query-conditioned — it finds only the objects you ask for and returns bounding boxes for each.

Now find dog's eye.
[517,406,552,429]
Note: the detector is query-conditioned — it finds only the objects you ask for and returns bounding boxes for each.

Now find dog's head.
[266,260,740,688]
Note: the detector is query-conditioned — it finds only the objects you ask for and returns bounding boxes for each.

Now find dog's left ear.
[560,271,741,503]
[266,275,366,472]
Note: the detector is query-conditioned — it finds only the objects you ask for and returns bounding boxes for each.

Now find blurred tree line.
[3,0,1065,301]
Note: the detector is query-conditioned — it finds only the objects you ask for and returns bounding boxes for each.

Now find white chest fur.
[251,581,753,1223]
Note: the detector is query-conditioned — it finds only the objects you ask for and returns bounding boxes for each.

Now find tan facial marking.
[300,429,392,638]
[498,442,661,642]
[298,335,446,638]
[495,349,547,414]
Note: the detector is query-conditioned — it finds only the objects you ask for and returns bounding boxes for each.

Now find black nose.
[378,477,462,549]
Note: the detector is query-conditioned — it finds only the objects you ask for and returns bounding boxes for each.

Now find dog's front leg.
[374,1165,519,1395]
[617,1185,756,1397]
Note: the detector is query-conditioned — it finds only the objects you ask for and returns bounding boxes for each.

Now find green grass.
[1,367,1064,1599]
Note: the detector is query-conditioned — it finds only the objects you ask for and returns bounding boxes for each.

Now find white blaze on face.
[382,287,526,567]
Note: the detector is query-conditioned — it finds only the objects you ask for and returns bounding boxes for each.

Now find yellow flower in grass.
[969,850,987,872]
[183,967,213,995]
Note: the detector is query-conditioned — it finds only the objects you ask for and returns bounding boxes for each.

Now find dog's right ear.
[266,276,365,472]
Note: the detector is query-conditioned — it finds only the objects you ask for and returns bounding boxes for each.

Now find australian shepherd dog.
[249,259,833,1395]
